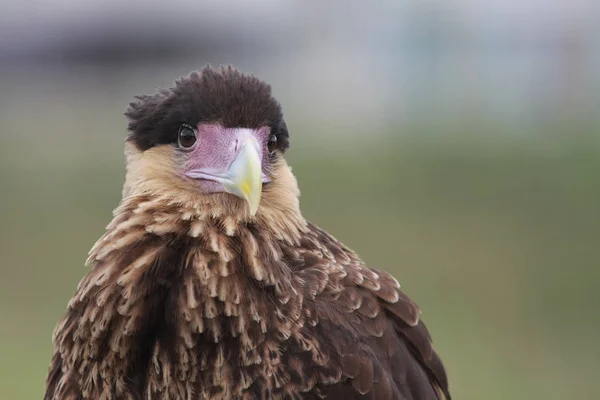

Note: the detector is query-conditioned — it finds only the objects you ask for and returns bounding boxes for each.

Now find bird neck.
[85,156,310,324]
[88,186,307,287]
[120,143,307,245]
[60,189,316,399]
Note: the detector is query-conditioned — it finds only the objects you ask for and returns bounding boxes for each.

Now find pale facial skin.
[177,123,276,215]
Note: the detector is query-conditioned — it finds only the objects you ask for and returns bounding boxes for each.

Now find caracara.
[45,66,451,400]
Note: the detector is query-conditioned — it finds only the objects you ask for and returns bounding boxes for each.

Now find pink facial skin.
[182,123,272,194]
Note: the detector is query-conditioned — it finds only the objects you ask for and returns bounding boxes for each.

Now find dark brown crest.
[125,65,289,152]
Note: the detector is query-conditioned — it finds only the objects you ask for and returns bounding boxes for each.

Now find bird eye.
[267,134,277,155]
[178,124,197,149]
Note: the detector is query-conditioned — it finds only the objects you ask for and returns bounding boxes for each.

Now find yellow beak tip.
[225,139,263,216]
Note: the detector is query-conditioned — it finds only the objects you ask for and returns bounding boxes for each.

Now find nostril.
[234,139,239,153]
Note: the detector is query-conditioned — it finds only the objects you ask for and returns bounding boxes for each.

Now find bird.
[44,65,451,400]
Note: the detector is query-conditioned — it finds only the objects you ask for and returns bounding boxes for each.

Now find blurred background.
[1,0,599,399]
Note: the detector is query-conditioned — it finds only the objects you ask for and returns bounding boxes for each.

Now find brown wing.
[45,352,82,400]
[295,223,450,400]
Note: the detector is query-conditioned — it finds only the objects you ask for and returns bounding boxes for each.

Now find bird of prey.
[45,66,450,400]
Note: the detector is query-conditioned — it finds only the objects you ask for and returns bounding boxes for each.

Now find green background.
[1,113,598,398]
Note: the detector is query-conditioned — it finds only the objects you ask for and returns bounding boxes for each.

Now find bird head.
[123,66,293,219]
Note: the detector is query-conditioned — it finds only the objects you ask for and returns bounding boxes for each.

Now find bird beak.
[221,138,263,216]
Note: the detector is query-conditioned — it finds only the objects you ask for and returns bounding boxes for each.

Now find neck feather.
[81,153,310,337]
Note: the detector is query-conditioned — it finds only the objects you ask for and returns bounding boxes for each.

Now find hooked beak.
[221,138,263,216]
[185,135,263,216]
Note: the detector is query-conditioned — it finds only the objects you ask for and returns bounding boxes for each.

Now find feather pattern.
[45,194,450,400]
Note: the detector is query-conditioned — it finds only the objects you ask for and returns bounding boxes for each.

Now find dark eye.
[178,124,197,149]
[267,134,278,155]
